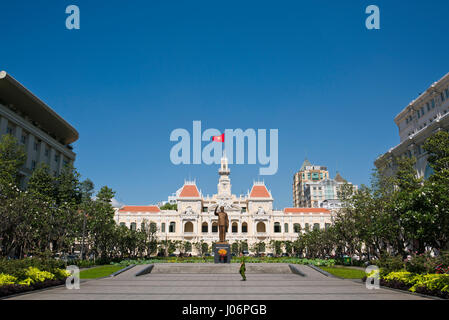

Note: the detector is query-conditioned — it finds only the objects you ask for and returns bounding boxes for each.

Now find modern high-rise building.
[0,71,79,186]
[292,159,355,208]
[375,72,449,177]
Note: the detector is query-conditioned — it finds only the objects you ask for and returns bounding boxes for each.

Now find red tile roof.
[249,185,271,198]
[119,206,161,213]
[179,184,200,198]
[284,208,331,213]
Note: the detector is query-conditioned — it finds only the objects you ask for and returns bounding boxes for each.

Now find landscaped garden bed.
[379,271,449,299]
[113,257,336,266]
[0,259,70,298]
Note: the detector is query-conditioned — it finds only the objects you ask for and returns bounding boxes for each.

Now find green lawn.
[80,265,126,279]
[320,266,366,279]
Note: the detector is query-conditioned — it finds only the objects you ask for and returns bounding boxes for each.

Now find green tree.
[159,203,177,210]
[27,163,57,202]
[0,134,26,198]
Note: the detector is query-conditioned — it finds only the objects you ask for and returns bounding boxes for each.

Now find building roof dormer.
[178,181,201,199]
[248,181,272,199]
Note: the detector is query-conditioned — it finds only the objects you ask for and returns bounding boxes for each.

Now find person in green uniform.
[239,255,246,281]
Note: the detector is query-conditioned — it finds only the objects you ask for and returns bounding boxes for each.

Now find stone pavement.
[6,264,429,300]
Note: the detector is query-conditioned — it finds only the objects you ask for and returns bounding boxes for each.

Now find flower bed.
[380,271,449,299]
[0,262,70,298]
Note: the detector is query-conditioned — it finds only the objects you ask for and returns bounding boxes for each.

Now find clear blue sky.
[1,1,448,208]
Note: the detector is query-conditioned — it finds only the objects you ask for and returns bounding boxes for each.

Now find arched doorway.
[256,222,266,233]
[184,222,193,233]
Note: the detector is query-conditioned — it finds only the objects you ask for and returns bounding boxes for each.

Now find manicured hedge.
[114,257,336,266]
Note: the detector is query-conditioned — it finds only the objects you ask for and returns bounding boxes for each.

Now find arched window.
[184,222,193,233]
[130,222,136,231]
[169,222,176,233]
[256,222,266,233]
[141,223,146,231]
[202,222,208,233]
[241,222,248,233]
[212,222,218,233]
[161,223,166,233]
[325,223,331,230]
[313,223,320,231]
[284,223,289,233]
[149,222,157,233]
[274,222,281,233]
[119,222,125,227]
[232,222,238,233]
[293,223,301,233]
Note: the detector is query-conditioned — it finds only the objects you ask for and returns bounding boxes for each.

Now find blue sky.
[1,1,448,208]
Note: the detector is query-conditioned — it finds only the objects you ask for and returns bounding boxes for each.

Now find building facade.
[0,71,78,186]
[114,154,333,254]
[375,72,449,177]
[292,159,355,208]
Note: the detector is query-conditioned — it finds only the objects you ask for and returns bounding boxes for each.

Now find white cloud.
[111,198,124,208]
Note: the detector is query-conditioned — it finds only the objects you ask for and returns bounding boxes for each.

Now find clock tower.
[217,152,231,202]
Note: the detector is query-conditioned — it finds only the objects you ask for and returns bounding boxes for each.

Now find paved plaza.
[7,264,429,300]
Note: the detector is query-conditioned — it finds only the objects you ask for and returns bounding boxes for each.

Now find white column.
[38,142,46,164]
[49,148,56,173]
[15,126,22,142]
[58,152,64,174]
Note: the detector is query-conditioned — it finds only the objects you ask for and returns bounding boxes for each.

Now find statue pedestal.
[214,243,231,264]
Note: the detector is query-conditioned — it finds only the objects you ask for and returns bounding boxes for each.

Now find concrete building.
[292,159,355,208]
[375,72,449,177]
[114,153,333,254]
[0,71,78,186]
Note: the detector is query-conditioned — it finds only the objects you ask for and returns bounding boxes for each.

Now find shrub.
[405,253,436,274]
[0,258,66,277]
[409,274,449,293]
[375,255,405,276]
[382,271,416,286]
[381,271,449,299]
[53,268,71,280]
[19,267,55,284]
[0,274,17,286]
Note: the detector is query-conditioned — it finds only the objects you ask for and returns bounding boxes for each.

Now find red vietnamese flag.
[212,133,224,142]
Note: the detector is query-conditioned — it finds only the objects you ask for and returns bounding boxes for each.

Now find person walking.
[239,255,246,281]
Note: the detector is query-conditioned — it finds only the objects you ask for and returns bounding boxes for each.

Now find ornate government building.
[114,154,333,253]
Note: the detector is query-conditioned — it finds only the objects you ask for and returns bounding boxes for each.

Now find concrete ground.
[7,263,429,300]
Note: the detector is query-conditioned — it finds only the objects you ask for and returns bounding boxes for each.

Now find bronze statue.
[214,205,229,243]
